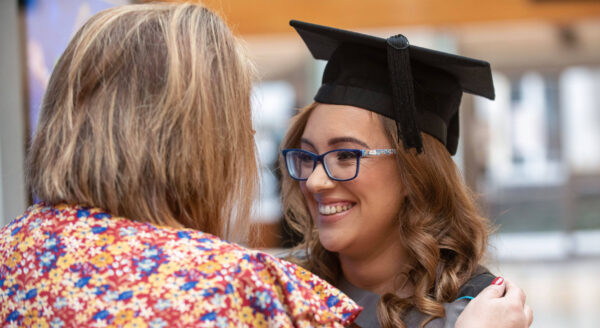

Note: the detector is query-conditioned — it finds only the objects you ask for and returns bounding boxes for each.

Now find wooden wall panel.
[156,0,600,35]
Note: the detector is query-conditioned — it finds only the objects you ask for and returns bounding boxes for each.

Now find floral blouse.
[0,203,361,328]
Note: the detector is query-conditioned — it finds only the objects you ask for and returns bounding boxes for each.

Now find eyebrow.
[300,136,370,149]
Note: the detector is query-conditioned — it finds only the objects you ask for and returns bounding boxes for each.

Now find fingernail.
[491,277,504,286]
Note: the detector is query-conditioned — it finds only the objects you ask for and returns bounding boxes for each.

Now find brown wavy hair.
[26,3,258,242]
[280,103,491,327]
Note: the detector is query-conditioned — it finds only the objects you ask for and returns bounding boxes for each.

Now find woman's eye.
[336,151,356,161]
[298,153,314,163]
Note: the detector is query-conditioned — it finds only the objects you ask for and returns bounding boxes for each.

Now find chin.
[318,232,347,253]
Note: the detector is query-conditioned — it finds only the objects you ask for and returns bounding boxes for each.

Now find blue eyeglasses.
[282,148,396,181]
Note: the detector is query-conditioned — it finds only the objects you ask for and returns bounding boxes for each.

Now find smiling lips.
[318,203,355,215]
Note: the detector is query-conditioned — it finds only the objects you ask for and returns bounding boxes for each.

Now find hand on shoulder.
[455,277,533,328]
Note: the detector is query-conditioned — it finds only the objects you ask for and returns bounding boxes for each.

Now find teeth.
[318,203,353,215]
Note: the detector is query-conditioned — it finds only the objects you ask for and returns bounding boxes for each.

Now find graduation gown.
[338,269,495,328]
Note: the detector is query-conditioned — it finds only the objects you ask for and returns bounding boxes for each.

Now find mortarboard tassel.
[386,35,423,154]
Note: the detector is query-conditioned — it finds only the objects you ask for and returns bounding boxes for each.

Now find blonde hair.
[280,103,491,327]
[27,3,258,242]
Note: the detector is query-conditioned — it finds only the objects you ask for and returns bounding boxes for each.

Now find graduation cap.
[290,19,495,155]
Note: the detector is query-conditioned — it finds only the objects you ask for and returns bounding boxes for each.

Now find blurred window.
[474,67,600,234]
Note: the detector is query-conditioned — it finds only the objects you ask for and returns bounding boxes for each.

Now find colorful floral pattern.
[0,204,361,327]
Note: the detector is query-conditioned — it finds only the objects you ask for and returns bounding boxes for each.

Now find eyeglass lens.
[286,150,359,180]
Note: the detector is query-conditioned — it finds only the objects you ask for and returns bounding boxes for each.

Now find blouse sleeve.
[225,250,362,327]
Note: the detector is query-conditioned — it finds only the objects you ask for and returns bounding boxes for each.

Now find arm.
[455,278,533,328]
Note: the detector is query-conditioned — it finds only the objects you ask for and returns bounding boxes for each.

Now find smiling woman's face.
[300,104,405,259]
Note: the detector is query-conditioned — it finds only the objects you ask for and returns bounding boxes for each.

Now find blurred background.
[1,0,599,327]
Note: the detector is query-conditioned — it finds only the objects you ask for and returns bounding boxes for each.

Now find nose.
[305,162,335,193]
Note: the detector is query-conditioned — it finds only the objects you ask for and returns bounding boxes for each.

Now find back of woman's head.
[27,3,257,240]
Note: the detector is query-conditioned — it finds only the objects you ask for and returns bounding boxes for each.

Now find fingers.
[503,279,532,327]
[477,276,506,299]
[504,279,526,306]
[463,276,533,328]
[524,304,534,327]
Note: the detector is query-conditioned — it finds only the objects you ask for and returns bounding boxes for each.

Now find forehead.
[302,104,388,146]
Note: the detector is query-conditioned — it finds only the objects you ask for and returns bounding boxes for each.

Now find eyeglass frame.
[281,148,397,182]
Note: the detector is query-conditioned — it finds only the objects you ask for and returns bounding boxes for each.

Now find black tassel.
[386,35,423,154]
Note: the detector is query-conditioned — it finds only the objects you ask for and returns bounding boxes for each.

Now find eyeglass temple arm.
[361,149,396,156]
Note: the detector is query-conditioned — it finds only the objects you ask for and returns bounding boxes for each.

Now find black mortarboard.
[290,20,495,155]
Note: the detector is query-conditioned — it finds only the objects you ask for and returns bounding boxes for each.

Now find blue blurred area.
[23,0,117,137]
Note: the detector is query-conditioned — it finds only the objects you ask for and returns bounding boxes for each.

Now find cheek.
[358,160,403,190]
[299,183,316,211]
[355,162,404,209]
[299,182,309,199]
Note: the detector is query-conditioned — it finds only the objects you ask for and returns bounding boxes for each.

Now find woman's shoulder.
[404,268,496,328]
[456,267,496,300]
